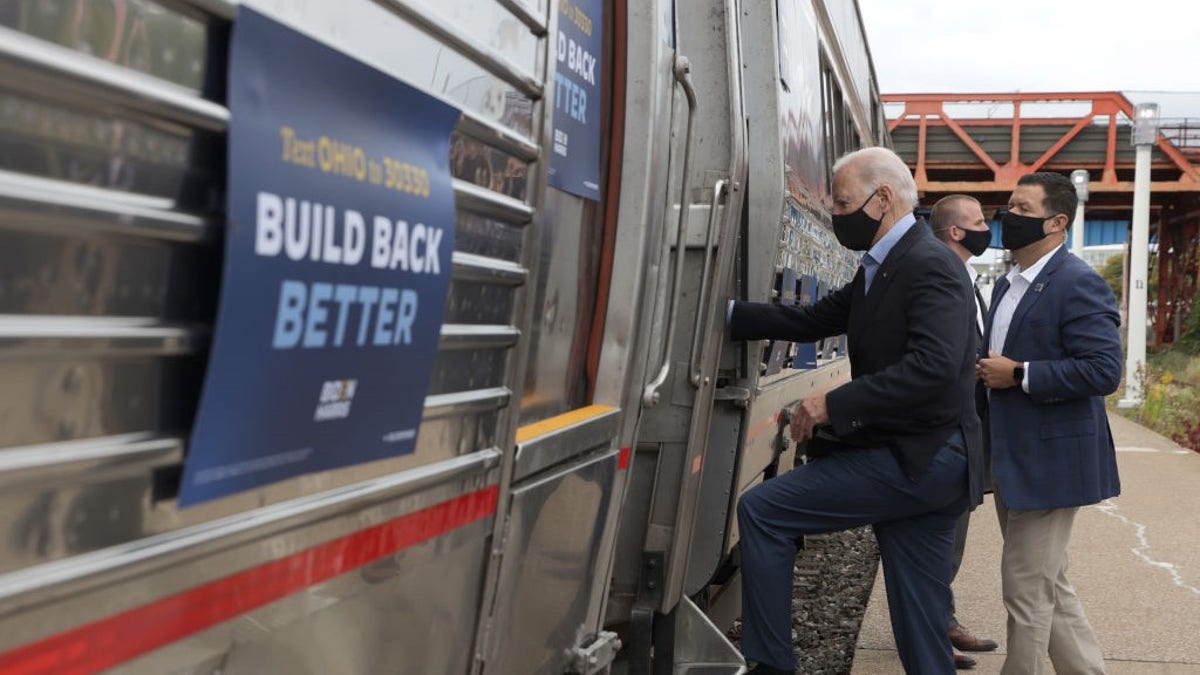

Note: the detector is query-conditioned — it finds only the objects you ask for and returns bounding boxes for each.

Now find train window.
[871,97,882,145]
[820,56,868,179]
[0,2,222,214]
[839,100,854,155]
[451,132,530,202]
[518,195,605,421]
[517,1,613,424]
[820,58,839,191]
[0,1,210,92]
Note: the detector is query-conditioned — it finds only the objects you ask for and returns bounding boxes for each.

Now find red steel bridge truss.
[885,91,1200,348]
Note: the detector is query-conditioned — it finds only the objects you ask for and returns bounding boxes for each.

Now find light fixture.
[1132,102,1160,147]
[1071,169,1089,202]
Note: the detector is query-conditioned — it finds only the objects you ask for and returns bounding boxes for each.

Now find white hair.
[832,146,919,209]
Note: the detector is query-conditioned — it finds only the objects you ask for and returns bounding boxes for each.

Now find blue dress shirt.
[862,212,916,293]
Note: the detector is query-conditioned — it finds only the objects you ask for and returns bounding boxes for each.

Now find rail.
[642,55,699,408]
[688,180,729,385]
[1159,118,1200,156]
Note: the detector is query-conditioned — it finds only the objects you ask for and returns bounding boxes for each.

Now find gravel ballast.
[730,526,881,674]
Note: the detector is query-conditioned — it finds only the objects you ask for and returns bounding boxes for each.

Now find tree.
[1100,254,1123,301]
[1097,251,1158,305]
[1178,289,1200,355]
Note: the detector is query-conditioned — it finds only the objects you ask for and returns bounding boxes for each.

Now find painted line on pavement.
[1116,446,1192,455]
[1092,498,1200,598]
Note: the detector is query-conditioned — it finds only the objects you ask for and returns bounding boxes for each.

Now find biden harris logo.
[315,379,357,421]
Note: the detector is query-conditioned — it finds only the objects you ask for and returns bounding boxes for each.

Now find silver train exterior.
[0,0,889,673]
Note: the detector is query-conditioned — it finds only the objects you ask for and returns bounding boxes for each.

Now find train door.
[0,1,573,673]
[467,0,751,671]
[603,0,750,671]
[472,2,638,673]
[727,0,864,560]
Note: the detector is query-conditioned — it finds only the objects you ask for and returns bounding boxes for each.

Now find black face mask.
[832,190,883,251]
[1000,210,1049,250]
[959,226,992,256]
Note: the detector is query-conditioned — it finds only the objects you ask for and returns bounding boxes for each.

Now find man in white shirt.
[930,195,999,669]
[976,172,1122,675]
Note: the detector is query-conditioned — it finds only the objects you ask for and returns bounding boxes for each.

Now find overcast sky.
[858,0,1200,118]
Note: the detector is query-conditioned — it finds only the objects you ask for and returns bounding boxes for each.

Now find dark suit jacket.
[982,247,1122,510]
[731,221,985,507]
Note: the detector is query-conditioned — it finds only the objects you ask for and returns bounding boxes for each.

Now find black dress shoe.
[954,648,977,670]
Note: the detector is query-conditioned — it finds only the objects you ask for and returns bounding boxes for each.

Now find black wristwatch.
[1012,364,1025,385]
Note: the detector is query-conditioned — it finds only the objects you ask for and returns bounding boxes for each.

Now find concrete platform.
[852,414,1200,674]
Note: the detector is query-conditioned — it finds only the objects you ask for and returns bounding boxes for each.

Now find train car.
[0,0,888,673]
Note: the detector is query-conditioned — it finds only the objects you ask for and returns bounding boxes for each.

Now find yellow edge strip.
[515,404,616,444]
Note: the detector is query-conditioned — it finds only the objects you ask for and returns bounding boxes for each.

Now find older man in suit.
[731,147,984,675]
[977,172,1121,675]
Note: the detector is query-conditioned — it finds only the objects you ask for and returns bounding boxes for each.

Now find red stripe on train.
[0,484,500,675]
[617,446,632,470]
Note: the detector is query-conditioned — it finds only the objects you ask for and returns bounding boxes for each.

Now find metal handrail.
[0,25,228,131]
[456,113,541,163]
[451,251,528,285]
[688,180,728,385]
[423,387,512,418]
[438,324,521,350]
[453,179,535,224]
[660,0,751,614]
[642,55,699,408]
[496,0,547,36]
[0,315,201,358]
[0,168,213,242]
[1159,118,1200,152]
[374,0,543,100]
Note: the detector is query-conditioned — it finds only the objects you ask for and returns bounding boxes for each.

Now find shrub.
[1100,254,1123,301]
[1131,349,1200,453]
[1177,289,1200,356]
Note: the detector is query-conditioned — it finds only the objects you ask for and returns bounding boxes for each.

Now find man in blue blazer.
[731,147,984,675]
[976,172,1122,675]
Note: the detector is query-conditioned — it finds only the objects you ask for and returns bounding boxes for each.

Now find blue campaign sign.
[794,274,819,369]
[765,268,798,375]
[548,0,603,200]
[179,9,460,506]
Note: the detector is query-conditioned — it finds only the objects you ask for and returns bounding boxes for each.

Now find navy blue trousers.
[737,441,968,674]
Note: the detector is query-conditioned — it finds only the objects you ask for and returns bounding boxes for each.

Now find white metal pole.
[1071,202,1085,257]
[1119,143,1152,407]
[1070,169,1089,260]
